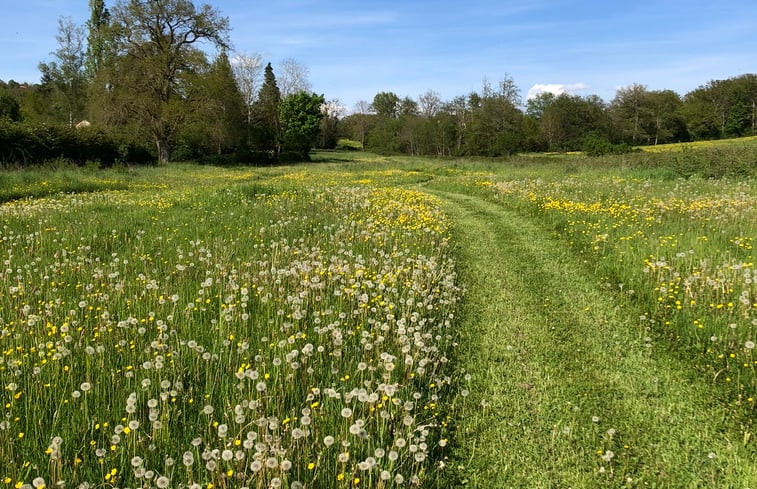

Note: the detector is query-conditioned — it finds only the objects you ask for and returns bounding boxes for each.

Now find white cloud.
[527,83,588,99]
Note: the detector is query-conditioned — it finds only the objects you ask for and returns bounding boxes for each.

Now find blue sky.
[1,0,755,110]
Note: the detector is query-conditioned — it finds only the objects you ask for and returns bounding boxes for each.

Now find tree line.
[0,0,755,165]
[0,0,325,165]
[338,74,757,156]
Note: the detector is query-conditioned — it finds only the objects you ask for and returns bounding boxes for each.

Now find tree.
[371,92,400,118]
[106,0,230,163]
[540,94,610,151]
[318,99,345,148]
[646,90,686,144]
[721,74,757,137]
[85,0,111,79]
[38,17,88,126]
[682,87,720,140]
[278,58,311,98]
[196,51,246,154]
[497,74,522,107]
[447,95,468,153]
[351,100,373,149]
[704,80,732,136]
[279,92,325,158]
[398,96,418,117]
[366,117,403,154]
[232,52,263,124]
[525,92,555,119]
[463,81,524,156]
[251,62,281,152]
[418,90,442,117]
[742,74,757,136]
[611,84,652,144]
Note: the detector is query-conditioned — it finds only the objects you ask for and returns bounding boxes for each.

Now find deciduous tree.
[371,92,400,119]
[611,84,651,144]
[278,58,311,98]
[105,0,230,163]
[85,0,111,79]
[280,92,325,158]
[38,17,88,126]
[418,90,442,117]
[0,94,21,122]
[232,51,264,124]
[197,51,246,154]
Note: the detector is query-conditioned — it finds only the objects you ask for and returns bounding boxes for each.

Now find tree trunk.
[655,115,660,145]
[156,137,171,164]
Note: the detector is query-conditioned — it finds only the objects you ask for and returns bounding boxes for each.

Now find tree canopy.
[103,0,230,162]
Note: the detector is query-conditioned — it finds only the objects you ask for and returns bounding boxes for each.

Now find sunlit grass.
[458,172,756,418]
[1,149,756,487]
[638,135,757,153]
[0,166,460,488]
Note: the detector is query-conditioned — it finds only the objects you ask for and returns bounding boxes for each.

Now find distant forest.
[337,73,757,157]
[0,0,755,165]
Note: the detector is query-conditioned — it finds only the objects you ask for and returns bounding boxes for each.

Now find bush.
[582,134,636,156]
[335,138,363,151]
[0,121,155,167]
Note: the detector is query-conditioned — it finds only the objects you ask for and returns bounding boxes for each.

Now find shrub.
[582,134,636,156]
[335,138,363,151]
[0,121,155,167]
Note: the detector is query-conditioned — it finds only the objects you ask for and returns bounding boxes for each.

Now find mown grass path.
[425,188,756,488]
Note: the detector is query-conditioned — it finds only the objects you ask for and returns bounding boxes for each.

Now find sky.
[1,0,755,111]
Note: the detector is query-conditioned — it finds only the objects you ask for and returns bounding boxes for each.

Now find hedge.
[0,121,154,167]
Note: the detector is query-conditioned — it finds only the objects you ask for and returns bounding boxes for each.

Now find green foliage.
[103,0,230,162]
[0,121,153,167]
[37,17,88,126]
[352,74,755,159]
[251,62,282,152]
[682,74,757,139]
[188,51,246,156]
[85,0,110,79]
[371,91,401,118]
[0,93,21,122]
[338,111,376,150]
[279,92,326,157]
[366,117,403,154]
[463,95,523,156]
[541,94,611,151]
[335,138,362,150]
[581,133,635,156]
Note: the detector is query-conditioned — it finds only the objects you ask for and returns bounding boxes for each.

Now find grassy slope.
[425,186,757,488]
[638,135,757,152]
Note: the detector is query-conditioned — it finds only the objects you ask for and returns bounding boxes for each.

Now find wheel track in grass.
[424,187,757,488]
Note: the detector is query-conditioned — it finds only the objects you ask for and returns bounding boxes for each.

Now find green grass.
[638,135,757,153]
[424,186,756,487]
[0,148,755,488]
[0,167,460,488]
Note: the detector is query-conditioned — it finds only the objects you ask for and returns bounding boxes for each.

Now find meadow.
[1,143,756,488]
[457,169,756,411]
[1,165,461,489]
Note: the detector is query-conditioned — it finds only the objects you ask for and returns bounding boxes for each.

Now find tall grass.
[456,171,756,422]
[0,170,461,488]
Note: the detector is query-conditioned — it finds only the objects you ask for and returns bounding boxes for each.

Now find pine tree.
[201,51,246,154]
[252,63,281,152]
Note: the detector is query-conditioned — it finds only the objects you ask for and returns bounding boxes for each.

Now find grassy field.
[638,135,757,153]
[1,147,755,488]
